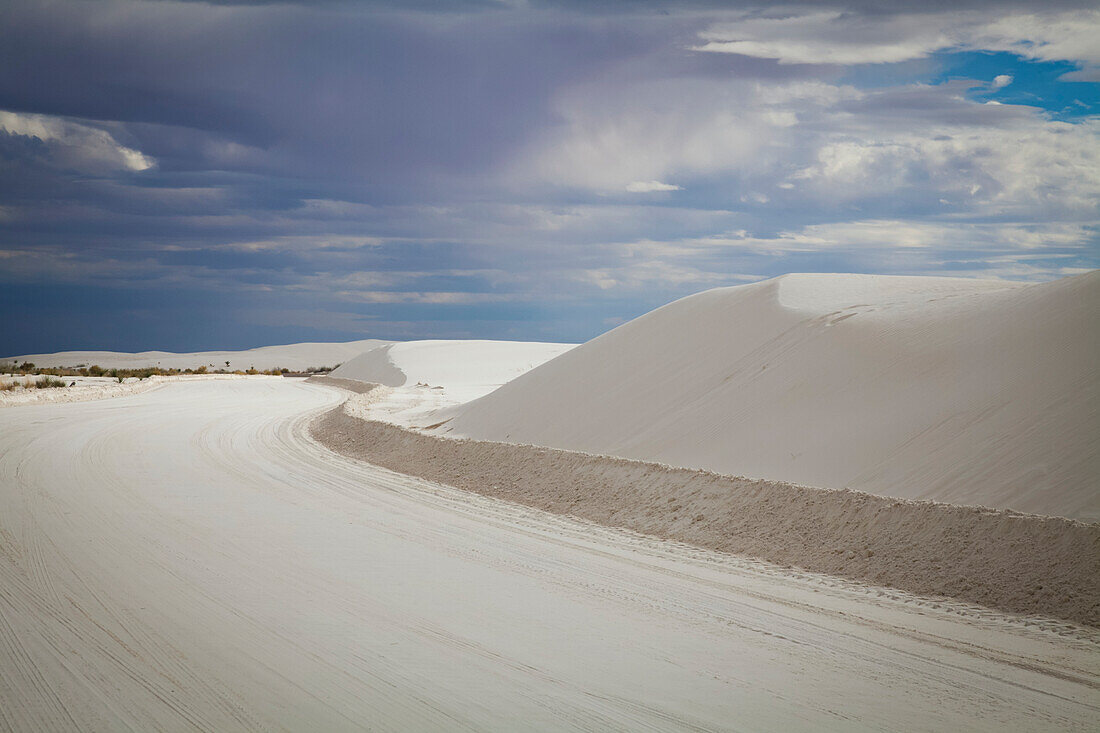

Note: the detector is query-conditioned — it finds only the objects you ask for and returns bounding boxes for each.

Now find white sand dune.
[329,339,575,426]
[331,339,576,391]
[2,379,1096,730]
[2,338,391,371]
[442,271,1099,521]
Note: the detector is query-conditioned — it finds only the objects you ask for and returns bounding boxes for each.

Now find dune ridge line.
[310,386,1100,628]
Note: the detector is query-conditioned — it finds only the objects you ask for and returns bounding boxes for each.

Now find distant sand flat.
[2,338,392,372]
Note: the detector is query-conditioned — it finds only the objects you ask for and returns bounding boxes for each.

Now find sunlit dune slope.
[443,271,1099,521]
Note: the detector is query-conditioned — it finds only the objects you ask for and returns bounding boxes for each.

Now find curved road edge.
[310,396,1100,628]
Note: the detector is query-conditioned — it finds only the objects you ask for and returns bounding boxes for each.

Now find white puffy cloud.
[338,291,517,305]
[695,220,1095,253]
[790,116,1100,218]
[517,58,1099,230]
[696,11,952,65]
[570,260,751,292]
[991,74,1013,89]
[0,110,154,172]
[518,77,850,191]
[973,11,1100,67]
[626,180,681,192]
[696,10,1100,69]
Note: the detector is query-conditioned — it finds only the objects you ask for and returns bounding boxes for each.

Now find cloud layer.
[0,0,1096,352]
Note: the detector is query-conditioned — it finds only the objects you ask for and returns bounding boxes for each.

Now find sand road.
[0,379,1097,731]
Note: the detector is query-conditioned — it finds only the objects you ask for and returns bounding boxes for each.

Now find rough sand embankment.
[308,375,380,394]
[312,396,1100,627]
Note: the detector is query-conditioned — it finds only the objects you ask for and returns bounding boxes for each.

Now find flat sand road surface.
[1,380,1097,731]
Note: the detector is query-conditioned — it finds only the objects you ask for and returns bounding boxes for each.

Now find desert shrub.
[35,376,66,389]
[195,365,208,374]
[0,381,15,391]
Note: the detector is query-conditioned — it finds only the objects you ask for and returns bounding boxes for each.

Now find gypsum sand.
[310,383,1100,628]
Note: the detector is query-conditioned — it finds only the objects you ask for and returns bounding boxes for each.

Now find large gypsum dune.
[441,271,1100,522]
[2,339,391,371]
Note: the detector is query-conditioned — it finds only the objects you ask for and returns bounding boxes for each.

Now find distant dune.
[331,339,575,395]
[440,271,1099,521]
[2,339,391,372]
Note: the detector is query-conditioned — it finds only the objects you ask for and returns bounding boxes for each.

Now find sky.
[1,0,1098,354]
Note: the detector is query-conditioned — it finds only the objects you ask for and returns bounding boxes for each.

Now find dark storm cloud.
[0,0,670,190]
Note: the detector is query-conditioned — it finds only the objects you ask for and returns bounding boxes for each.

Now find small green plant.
[35,376,67,389]
[117,376,124,383]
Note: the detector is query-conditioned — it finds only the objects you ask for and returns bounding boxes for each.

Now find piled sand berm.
[313,397,1100,627]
